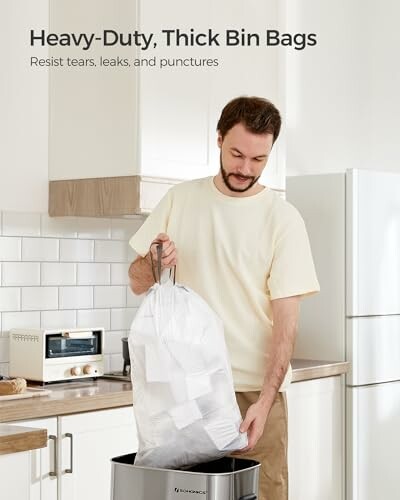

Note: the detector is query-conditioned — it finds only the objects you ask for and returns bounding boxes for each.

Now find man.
[128,96,319,500]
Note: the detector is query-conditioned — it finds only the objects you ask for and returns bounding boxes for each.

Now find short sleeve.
[129,188,174,257]
[267,210,320,300]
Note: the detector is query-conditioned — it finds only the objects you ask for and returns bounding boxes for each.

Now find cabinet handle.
[48,435,57,477]
[238,495,257,500]
[64,433,73,474]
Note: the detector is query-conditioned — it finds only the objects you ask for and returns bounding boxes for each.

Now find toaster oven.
[9,328,105,383]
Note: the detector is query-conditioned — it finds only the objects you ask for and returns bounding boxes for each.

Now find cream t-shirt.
[129,176,320,392]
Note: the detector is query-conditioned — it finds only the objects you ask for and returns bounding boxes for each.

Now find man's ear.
[217,132,223,148]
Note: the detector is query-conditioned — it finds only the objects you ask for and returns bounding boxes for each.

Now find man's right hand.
[128,233,177,295]
[149,233,177,270]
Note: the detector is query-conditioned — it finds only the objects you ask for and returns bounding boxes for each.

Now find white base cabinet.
[0,450,32,500]
[287,376,344,500]
[11,407,137,500]
[59,407,137,500]
[9,417,58,500]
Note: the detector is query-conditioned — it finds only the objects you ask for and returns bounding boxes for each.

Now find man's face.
[218,122,274,193]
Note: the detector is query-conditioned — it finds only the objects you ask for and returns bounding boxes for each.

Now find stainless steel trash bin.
[111,453,260,500]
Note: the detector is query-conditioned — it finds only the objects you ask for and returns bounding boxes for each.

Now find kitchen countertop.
[0,359,348,425]
[0,359,349,454]
[0,379,133,423]
[291,358,349,382]
[0,424,47,455]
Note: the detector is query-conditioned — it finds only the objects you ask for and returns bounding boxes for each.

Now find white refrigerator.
[286,169,400,500]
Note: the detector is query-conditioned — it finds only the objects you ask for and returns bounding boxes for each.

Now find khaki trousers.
[234,391,288,500]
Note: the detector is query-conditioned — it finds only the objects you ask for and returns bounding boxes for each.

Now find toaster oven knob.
[70,366,82,376]
[83,364,95,375]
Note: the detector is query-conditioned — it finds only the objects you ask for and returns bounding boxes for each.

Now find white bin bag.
[129,275,247,469]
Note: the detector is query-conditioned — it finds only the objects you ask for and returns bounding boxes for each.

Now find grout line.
[1,260,131,264]
[0,234,114,241]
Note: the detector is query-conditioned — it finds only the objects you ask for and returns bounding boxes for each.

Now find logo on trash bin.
[174,487,207,495]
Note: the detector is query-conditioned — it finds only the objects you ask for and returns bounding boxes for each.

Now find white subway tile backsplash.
[0,288,21,312]
[2,311,41,331]
[41,263,76,286]
[60,240,94,262]
[0,338,9,362]
[111,263,130,285]
[0,211,143,366]
[21,287,58,311]
[22,238,59,262]
[111,217,144,240]
[0,362,9,376]
[104,330,125,354]
[103,356,111,373]
[127,287,144,308]
[41,215,78,238]
[41,310,76,330]
[95,240,132,263]
[94,286,126,309]
[2,262,40,286]
[2,212,41,237]
[0,237,21,261]
[76,309,110,330]
[77,218,111,239]
[109,353,124,372]
[111,308,137,330]
[77,263,110,286]
[59,286,93,310]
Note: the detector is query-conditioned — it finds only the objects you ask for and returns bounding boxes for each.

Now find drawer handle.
[238,495,257,500]
[48,435,57,477]
[64,433,73,474]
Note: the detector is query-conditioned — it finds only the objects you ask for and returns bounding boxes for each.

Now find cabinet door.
[49,1,138,182]
[10,417,58,500]
[287,376,344,500]
[347,382,400,500]
[140,0,285,189]
[0,451,31,500]
[346,169,400,316]
[59,406,137,500]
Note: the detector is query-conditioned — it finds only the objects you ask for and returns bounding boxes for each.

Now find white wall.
[284,0,400,176]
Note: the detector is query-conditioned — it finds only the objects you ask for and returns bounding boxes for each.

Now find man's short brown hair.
[217,96,281,144]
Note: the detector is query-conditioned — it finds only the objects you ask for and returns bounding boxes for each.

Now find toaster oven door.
[46,331,102,359]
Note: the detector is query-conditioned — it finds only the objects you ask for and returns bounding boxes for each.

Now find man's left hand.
[234,399,270,453]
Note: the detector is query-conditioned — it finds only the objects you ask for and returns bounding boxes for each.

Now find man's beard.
[220,155,260,193]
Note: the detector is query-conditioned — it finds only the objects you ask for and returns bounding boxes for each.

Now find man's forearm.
[128,254,155,295]
[258,297,299,412]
